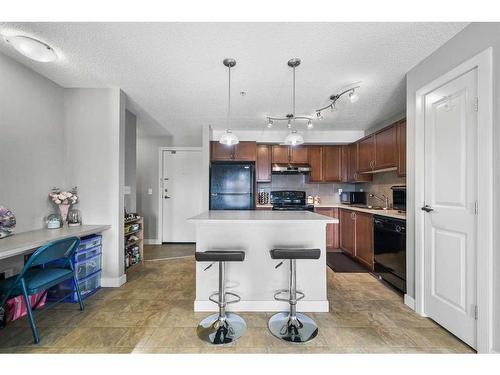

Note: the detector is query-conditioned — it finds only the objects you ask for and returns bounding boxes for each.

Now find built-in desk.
[0,225,111,261]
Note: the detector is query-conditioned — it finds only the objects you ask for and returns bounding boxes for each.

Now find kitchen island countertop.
[188,210,338,224]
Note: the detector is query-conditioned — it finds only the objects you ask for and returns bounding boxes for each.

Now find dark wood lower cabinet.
[353,211,374,270]
[339,209,355,256]
[339,208,374,270]
[315,207,339,250]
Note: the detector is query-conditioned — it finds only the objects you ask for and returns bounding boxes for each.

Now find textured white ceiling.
[0,22,467,143]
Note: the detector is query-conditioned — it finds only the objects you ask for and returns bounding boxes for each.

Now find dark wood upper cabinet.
[234,141,256,161]
[354,211,374,270]
[347,143,372,182]
[211,141,256,161]
[339,209,355,256]
[374,125,397,169]
[290,146,308,163]
[307,146,323,182]
[397,119,407,177]
[322,145,343,182]
[256,144,272,182]
[357,135,375,172]
[211,141,234,161]
[271,145,290,164]
[341,146,349,183]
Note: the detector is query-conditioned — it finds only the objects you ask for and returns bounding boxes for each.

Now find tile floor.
[0,257,474,353]
[143,243,195,261]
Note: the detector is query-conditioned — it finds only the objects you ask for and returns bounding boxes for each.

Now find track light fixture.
[315,84,361,116]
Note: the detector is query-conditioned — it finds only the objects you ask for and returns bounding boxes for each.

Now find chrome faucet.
[369,194,389,210]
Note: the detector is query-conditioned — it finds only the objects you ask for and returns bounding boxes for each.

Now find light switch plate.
[147,188,153,195]
[124,186,131,195]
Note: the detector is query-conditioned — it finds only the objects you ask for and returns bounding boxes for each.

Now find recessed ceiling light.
[4,35,58,62]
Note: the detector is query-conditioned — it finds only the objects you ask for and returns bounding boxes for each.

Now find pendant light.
[284,130,304,146]
[283,58,304,146]
[219,58,239,145]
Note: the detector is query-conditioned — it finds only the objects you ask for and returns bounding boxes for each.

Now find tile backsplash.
[257,174,355,205]
[257,171,406,207]
[356,171,406,208]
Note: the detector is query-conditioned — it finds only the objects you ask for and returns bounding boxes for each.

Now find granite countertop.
[188,210,338,224]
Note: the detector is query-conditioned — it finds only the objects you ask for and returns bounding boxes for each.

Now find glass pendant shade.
[6,35,58,62]
[219,129,239,145]
[283,130,304,146]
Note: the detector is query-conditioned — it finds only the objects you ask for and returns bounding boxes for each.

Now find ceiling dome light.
[307,120,314,129]
[349,90,359,103]
[284,130,304,146]
[219,129,239,145]
[5,35,58,62]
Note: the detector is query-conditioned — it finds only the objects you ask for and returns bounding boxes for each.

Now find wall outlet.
[147,188,153,195]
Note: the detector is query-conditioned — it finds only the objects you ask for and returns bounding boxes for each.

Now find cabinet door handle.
[354,172,357,180]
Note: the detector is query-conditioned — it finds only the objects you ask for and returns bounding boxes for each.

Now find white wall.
[406,22,500,352]
[124,110,137,212]
[64,88,126,287]
[136,134,172,242]
[0,52,66,234]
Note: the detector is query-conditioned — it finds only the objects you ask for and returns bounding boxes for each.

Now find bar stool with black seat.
[195,250,246,345]
[268,248,321,343]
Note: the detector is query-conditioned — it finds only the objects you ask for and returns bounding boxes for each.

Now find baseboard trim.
[404,294,416,310]
[194,300,329,312]
[144,239,161,245]
[101,274,127,288]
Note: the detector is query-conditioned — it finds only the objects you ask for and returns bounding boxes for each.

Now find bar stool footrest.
[273,289,305,302]
[208,291,241,305]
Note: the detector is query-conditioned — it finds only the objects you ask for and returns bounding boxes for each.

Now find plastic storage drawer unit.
[47,270,102,303]
[78,234,102,252]
[75,253,102,280]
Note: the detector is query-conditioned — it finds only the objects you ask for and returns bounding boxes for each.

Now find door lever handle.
[164,196,171,199]
[421,205,434,213]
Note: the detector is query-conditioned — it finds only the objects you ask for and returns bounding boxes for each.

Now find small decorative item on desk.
[46,213,62,229]
[67,208,82,227]
[48,187,79,227]
[0,206,16,239]
[307,195,314,205]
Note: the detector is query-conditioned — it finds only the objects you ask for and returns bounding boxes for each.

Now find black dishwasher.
[373,215,406,293]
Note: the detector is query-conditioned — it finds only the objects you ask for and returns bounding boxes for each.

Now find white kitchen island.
[188,210,337,312]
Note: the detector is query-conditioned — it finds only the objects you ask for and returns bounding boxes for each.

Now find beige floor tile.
[0,255,473,354]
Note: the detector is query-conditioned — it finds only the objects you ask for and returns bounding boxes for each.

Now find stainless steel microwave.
[340,191,367,205]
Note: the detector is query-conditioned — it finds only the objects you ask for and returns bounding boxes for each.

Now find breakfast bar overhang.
[188,210,337,312]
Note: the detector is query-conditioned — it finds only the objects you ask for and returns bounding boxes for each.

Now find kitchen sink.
[352,204,385,210]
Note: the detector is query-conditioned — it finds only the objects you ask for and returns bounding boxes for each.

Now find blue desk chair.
[0,236,84,344]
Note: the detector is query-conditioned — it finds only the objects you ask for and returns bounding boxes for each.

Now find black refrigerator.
[210,162,255,210]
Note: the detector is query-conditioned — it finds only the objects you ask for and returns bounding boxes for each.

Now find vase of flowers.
[49,187,78,226]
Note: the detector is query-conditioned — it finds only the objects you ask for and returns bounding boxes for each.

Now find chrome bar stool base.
[268,312,318,343]
[197,312,247,345]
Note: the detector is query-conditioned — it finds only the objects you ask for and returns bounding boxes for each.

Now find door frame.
[414,48,493,353]
[157,147,203,244]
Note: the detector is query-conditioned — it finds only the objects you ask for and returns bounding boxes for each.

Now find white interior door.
[162,149,203,242]
[423,68,477,348]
